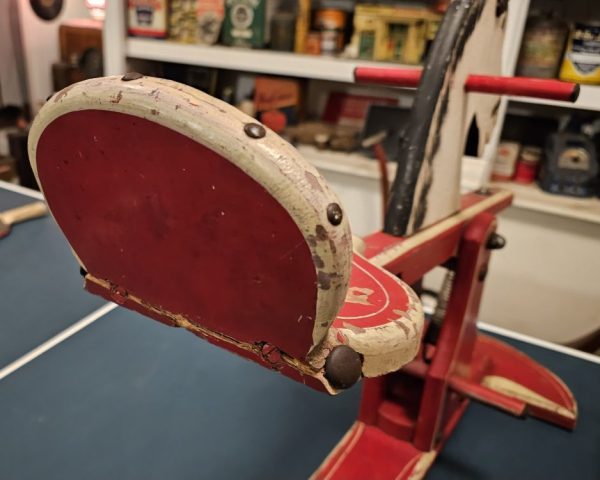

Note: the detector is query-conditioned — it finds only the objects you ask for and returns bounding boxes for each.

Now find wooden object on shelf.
[59,19,103,65]
[54,19,103,90]
[349,4,441,64]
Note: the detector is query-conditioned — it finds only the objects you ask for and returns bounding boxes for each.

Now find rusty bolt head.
[110,285,129,305]
[324,345,362,390]
[244,123,266,139]
[260,343,282,365]
[486,233,506,250]
[122,72,144,81]
[326,203,343,226]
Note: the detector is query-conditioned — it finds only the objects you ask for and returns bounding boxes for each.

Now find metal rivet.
[122,72,144,81]
[244,123,266,139]
[110,285,129,305]
[486,233,506,250]
[260,343,282,365]
[326,203,343,226]
[324,345,362,390]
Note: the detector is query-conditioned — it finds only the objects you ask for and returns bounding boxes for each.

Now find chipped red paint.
[334,254,410,330]
[37,109,318,361]
[315,209,577,479]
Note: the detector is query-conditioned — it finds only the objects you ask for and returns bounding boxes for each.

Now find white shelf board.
[491,180,600,225]
[297,144,396,180]
[126,38,419,83]
[508,84,600,112]
[298,145,487,192]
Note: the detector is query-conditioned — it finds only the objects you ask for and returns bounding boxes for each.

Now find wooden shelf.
[491,181,600,224]
[297,145,396,179]
[298,145,487,191]
[508,84,600,112]
[126,38,420,83]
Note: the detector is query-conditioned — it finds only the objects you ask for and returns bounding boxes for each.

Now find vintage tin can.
[315,9,346,55]
[514,145,542,184]
[169,0,224,45]
[516,14,568,79]
[271,11,295,51]
[559,22,600,85]
[222,0,266,48]
[128,0,169,38]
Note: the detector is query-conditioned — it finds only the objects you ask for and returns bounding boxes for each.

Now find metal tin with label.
[223,0,265,48]
[559,22,600,85]
[128,0,169,38]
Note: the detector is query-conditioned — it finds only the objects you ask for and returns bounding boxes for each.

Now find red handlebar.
[354,67,580,103]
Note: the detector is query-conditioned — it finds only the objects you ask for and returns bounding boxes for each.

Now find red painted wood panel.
[37,110,318,359]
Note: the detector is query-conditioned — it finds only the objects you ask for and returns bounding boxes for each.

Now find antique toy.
[28,1,581,477]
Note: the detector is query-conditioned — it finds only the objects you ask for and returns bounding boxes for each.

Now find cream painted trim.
[371,190,512,268]
[28,76,353,354]
[482,375,576,420]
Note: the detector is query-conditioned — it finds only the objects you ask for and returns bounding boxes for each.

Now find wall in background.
[16,0,91,112]
[0,1,24,106]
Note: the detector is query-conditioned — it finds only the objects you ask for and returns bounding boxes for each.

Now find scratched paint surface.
[36,110,318,360]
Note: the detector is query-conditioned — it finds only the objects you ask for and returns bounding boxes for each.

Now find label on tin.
[128,0,168,38]
[223,0,265,47]
[560,23,600,82]
[568,24,600,73]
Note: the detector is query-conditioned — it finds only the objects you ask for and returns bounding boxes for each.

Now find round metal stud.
[324,345,362,390]
[121,72,144,81]
[326,203,343,226]
[244,123,266,139]
[486,233,506,250]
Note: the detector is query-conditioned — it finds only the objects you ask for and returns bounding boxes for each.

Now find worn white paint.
[28,75,353,353]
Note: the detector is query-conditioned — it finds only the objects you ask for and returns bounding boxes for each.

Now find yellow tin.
[559,22,600,85]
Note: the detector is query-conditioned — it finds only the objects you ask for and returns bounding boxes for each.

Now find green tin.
[223,0,266,48]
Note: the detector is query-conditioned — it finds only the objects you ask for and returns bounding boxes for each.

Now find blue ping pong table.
[1,180,599,480]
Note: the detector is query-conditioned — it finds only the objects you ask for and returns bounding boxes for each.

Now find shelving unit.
[126,38,419,84]
[491,181,600,224]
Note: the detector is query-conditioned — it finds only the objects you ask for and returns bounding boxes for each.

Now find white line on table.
[479,321,600,365]
[423,303,598,364]
[0,302,117,381]
[0,180,44,200]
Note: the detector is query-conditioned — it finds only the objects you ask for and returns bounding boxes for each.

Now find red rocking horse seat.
[29,75,424,394]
